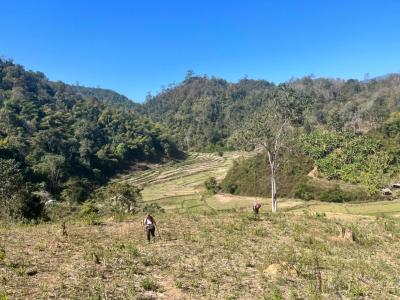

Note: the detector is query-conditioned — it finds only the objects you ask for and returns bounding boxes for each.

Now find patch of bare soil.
[307,166,318,178]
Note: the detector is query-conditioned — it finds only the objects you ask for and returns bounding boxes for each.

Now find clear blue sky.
[1,0,400,102]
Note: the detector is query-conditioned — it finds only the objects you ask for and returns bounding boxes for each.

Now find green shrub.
[348,283,364,298]
[95,182,142,214]
[61,178,91,203]
[79,202,99,217]
[0,159,44,221]
[204,177,219,194]
[320,187,350,203]
[79,202,100,225]
[0,291,8,300]
[269,288,284,300]
[293,180,370,203]
[142,202,165,213]
[293,180,314,200]
[45,202,79,222]
[225,183,238,194]
[0,246,5,262]
[84,214,100,225]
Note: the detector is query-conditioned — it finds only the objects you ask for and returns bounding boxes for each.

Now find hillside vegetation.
[70,85,139,109]
[223,126,400,200]
[110,151,400,216]
[0,59,180,220]
[141,73,400,151]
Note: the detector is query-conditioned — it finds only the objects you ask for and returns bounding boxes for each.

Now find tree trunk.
[271,170,277,213]
[267,151,278,213]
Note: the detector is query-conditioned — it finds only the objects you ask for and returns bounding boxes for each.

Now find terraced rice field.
[113,151,400,218]
[113,152,253,212]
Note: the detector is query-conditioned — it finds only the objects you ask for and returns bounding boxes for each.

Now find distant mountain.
[140,76,275,150]
[70,85,139,109]
[141,74,400,150]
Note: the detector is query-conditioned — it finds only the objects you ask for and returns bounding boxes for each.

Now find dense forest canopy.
[141,73,400,150]
[70,85,139,109]
[0,58,180,218]
[140,75,275,151]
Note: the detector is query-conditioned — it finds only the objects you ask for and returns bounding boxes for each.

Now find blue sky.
[1,0,400,102]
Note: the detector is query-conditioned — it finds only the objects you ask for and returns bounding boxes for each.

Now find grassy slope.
[2,151,400,299]
[1,212,399,299]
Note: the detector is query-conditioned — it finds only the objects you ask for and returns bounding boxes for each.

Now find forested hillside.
[140,72,400,199]
[0,59,180,219]
[2,58,400,219]
[142,73,400,150]
[141,75,275,151]
[70,85,139,109]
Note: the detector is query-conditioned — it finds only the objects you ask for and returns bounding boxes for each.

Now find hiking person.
[252,200,261,218]
[143,213,157,243]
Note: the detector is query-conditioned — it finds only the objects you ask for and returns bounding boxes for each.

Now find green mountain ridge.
[141,74,400,150]
[70,85,139,109]
[0,58,180,219]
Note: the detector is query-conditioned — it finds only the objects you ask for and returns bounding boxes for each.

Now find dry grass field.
[1,152,400,299]
[1,211,400,299]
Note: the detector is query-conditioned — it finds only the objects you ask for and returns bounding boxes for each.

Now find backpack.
[144,216,155,229]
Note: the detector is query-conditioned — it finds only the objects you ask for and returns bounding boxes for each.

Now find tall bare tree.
[231,85,312,212]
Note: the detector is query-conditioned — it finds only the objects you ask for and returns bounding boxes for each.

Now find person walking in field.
[143,213,157,243]
[252,200,261,218]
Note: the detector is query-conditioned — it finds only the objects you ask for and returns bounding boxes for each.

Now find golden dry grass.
[1,211,400,299]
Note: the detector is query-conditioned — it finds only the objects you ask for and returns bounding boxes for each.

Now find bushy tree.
[33,154,65,192]
[204,177,219,194]
[0,159,43,220]
[101,182,143,213]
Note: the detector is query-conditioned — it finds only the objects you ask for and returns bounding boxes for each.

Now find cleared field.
[206,194,304,211]
[116,153,226,189]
